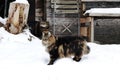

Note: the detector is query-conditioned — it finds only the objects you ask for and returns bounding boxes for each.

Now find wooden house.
[35,0,91,41]
[35,0,120,44]
[1,0,120,43]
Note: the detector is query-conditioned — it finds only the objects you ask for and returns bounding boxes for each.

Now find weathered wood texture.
[51,0,81,14]
[35,0,120,43]
[5,2,29,34]
[82,0,120,2]
[80,17,92,41]
[46,0,81,37]
[83,2,120,43]
[51,0,120,2]
[82,1,120,42]
[43,0,92,41]
[35,0,45,21]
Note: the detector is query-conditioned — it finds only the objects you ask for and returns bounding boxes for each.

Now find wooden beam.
[51,0,77,4]
[89,17,94,42]
[51,5,78,9]
[88,13,120,17]
[80,27,88,36]
[80,17,92,23]
[82,0,120,2]
[55,10,79,14]
[51,0,120,2]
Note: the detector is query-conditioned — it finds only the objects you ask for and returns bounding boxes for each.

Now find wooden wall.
[46,0,81,36]
[35,0,46,21]
[85,2,120,44]
[35,0,120,43]
[35,0,90,41]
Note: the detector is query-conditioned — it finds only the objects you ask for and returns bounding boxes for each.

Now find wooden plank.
[51,0,77,4]
[87,13,120,17]
[82,0,120,2]
[55,10,79,13]
[51,5,78,9]
[89,17,94,42]
[51,0,120,2]
[80,17,92,23]
[80,27,88,36]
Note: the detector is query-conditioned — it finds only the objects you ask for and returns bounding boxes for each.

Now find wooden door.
[46,0,81,36]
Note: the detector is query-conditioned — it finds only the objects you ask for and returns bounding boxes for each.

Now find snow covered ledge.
[83,8,120,42]
[84,8,120,17]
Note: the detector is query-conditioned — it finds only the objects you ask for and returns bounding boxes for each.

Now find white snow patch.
[14,0,29,4]
[85,8,120,16]
[0,17,7,25]
[85,8,120,14]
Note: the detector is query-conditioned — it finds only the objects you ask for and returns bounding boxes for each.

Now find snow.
[85,8,120,14]
[0,26,120,80]
[0,17,6,25]
[85,8,120,16]
[14,0,29,4]
[0,17,120,80]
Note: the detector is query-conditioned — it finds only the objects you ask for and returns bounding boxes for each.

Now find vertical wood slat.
[80,27,88,36]
[89,17,94,42]
[51,0,80,14]
[51,0,80,36]
[80,17,92,23]
[80,17,92,41]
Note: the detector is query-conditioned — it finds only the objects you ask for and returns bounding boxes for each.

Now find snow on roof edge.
[85,8,120,14]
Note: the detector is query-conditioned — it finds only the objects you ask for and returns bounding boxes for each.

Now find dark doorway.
[0,0,15,18]
[0,0,5,18]
[27,0,35,35]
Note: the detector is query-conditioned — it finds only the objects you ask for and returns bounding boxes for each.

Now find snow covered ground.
[0,0,120,79]
[0,26,120,80]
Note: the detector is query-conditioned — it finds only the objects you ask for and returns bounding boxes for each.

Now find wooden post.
[5,1,29,34]
[80,17,92,41]
[89,17,94,42]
